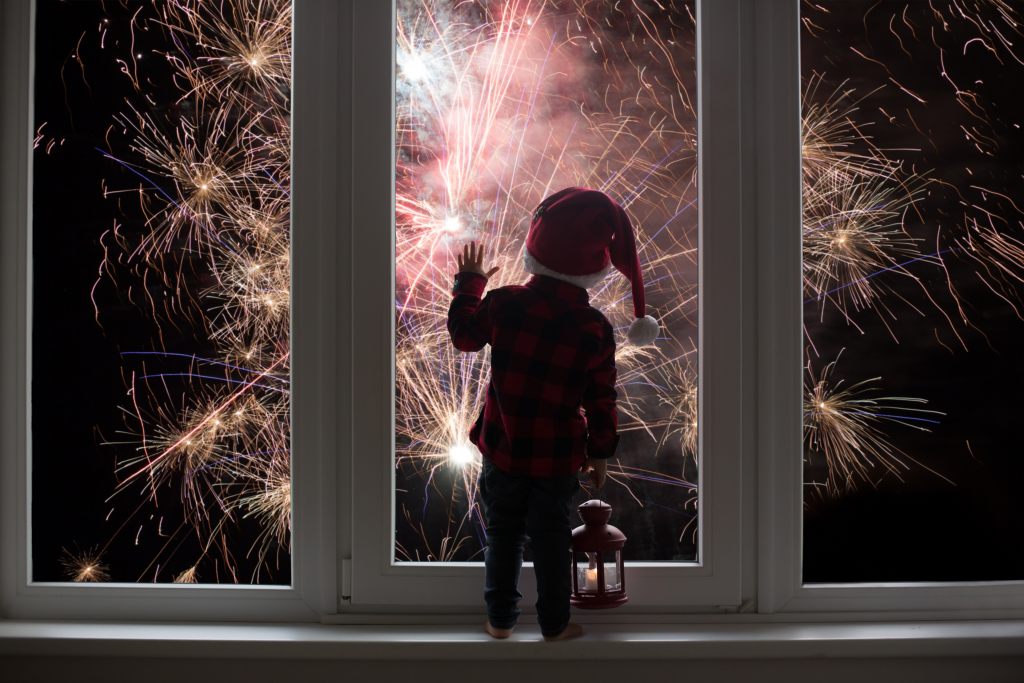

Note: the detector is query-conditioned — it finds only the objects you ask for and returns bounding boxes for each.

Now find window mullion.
[693,0,747,608]
[292,0,347,617]
[748,0,803,614]
[0,0,32,619]
[347,0,402,607]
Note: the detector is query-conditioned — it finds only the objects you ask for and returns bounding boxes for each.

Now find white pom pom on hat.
[627,314,660,346]
[523,187,660,346]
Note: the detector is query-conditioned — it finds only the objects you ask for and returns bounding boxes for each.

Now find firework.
[803,164,927,317]
[173,565,199,583]
[803,353,945,498]
[801,75,897,184]
[60,546,111,583]
[158,0,293,102]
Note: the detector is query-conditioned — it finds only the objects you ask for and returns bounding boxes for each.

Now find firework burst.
[803,164,927,316]
[803,353,945,498]
[60,546,111,583]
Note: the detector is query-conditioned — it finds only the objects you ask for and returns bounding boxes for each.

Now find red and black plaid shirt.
[447,272,619,477]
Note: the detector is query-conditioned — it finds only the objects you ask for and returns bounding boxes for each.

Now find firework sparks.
[173,565,199,583]
[60,546,111,583]
[803,164,927,315]
[803,353,947,497]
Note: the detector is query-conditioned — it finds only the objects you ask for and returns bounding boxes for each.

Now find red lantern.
[569,499,627,608]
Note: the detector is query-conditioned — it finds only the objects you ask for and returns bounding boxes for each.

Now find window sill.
[1,619,1023,661]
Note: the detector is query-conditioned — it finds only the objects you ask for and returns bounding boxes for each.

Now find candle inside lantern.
[578,558,622,591]
[584,567,598,591]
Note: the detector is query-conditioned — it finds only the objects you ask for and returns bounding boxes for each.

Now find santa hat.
[522,187,659,346]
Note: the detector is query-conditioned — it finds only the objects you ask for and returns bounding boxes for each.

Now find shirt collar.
[526,274,590,305]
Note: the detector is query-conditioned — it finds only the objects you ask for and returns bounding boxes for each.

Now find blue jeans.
[478,457,581,637]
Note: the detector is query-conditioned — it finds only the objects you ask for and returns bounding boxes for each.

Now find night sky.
[32,0,289,584]
[33,0,166,582]
[801,1,1024,582]
[30,0,1024,584]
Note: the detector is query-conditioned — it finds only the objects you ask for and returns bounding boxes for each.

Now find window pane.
[31,0,293,583]
[801,0,1024,581]
[394,1,698,562]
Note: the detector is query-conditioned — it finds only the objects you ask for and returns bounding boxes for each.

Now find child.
[447,187,658,641]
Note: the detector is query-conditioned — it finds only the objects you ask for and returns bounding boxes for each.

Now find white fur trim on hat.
[522,247,612,289]
[627,315,659,346]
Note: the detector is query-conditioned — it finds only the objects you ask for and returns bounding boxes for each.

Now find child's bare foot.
[543,623,584,641]
[485,622,515,639]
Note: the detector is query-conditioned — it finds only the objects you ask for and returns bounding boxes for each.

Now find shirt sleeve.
[447,272,493,352]
[581,322,619,460]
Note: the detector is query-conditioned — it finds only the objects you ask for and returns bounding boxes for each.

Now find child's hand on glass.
[457,241,499,279]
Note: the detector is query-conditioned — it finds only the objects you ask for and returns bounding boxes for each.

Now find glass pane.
[394,1,698,562]
[801,0,1024,581]
[31,0,293,583]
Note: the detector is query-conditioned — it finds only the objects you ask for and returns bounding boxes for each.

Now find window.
[1,0,335,620]
[2,0,1022,623]
[351,0,741,608]
[393,0,700,565]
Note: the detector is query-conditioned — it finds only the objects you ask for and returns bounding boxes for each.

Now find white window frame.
[0,0,340,621]
[344,0,746,610]
[2,0,1023,624]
